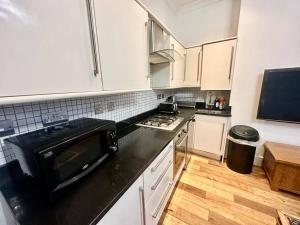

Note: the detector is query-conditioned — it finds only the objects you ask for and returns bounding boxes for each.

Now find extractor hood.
[149,19,181,64]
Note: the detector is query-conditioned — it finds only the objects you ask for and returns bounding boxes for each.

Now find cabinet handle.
[199,49,203,86]
[196,51,201,82]
[183,53,187,81]
[151,146,172,173]
[139,187,146,225]
[152,181,174,219]
[228,46,234,81]
[171,44,175,81]
[145,20,151,78]
[86,0,99,76]
[151,160,173,191]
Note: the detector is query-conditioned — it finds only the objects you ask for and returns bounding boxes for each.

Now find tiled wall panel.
[0,90,170,165]
[0,88,230,166]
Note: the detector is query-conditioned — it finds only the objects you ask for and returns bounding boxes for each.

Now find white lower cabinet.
[193,114,229,159]
[98,141,174,225]
[144,141,174,225]
[145,163,173,225]
[97,175,144,225]
[143,141,173,203]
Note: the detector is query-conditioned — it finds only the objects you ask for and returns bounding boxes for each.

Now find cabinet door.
[184,47,202,87]
[0,0,102,97]
[193,115,227,155]
[94,0,150,91]
[170,37,185,87]
[97,175,144,225]
[201,40,236,90]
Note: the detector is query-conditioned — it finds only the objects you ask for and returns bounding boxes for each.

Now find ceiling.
[173,0,206,8]
[167,0,223,13]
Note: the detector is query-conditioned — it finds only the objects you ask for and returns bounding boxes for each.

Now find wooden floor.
[159,155,300,225]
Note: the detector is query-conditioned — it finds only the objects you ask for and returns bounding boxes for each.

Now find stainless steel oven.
[173,118,195,180]
[173,123,188,181]
[185,117,195,169]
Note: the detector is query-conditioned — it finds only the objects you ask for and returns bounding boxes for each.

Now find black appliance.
[257,67,300,123]
[4,118,118,193]
[227,125,259,174]
[158,102,178,114]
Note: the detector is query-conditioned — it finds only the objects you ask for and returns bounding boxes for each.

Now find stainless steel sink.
[196,109,223,115]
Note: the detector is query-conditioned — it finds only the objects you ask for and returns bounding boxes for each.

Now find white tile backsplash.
[0,90,170,165]
[0,88,231,166]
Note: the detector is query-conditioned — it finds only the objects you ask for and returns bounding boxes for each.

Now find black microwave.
[4,118,118,193]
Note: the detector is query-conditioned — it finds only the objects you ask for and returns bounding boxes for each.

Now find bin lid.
[229,125,259,142]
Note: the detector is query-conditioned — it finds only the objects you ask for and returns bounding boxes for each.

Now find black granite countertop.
[0,109,195,225]
[195,108,232,117]
[179,106,231,117]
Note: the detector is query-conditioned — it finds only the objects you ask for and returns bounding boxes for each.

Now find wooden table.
[263,142,300,195]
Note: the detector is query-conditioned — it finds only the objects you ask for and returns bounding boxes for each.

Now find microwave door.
[39,133,109,192]
[53,153,108,191]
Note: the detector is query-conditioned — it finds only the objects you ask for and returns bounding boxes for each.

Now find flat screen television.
[257,67,300,123]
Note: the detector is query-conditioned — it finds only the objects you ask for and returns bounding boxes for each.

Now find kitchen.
[0,0,300,225]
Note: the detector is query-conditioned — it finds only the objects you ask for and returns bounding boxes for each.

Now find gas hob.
[136,114,184,131]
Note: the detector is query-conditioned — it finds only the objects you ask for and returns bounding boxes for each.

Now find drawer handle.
[152,181,174,219]
[151,146,173,173]
[151,160,173,191]
[139,187,146,225]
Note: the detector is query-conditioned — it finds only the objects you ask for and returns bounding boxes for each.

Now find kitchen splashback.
[172,88,231,104]
[0,88,231,165]
[0,90,170,165]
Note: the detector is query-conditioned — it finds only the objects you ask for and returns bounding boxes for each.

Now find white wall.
[138,0,240,47]
[138,0,177,34]
[175,0,241,47]
[230,0,300,160]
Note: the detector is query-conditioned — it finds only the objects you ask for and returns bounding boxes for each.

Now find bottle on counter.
[219,96,225,110]
[214,97,220,109]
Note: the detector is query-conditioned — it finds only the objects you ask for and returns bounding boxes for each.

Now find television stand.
[263,142,300,195]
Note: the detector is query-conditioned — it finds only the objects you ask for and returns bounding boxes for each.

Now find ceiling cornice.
[166,0,224,15]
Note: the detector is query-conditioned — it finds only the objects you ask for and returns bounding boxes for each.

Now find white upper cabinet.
[0,0,102,97]
[184,47,202,87]
[201,39,237,90]
[170,36,186,87]
[93,0,150,91]
[151,37,185,89]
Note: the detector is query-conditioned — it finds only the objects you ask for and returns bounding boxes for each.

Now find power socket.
[94,103,104,114]
[107,102,115,112]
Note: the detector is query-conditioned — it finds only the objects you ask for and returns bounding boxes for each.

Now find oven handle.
[53,153,109,192]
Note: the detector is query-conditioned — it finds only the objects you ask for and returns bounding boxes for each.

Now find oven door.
[38,131,110,192]
[174,131,187,181]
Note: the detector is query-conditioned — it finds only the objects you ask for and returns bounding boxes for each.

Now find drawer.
[144,141,174,202]
[145,162,174,225]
